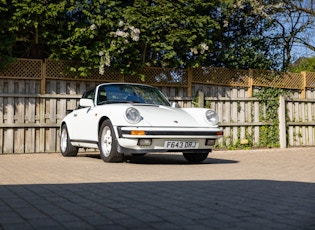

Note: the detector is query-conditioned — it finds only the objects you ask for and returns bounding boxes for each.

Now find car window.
[82,88,96,100]
[96,84,170,106]
[97,87,107,105]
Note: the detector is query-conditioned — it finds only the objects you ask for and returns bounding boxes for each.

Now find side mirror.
[79,98,94,107]
[171,102,179,108]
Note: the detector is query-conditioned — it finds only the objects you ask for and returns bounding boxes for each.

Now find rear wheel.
[60,124,78,157]
[98,120,123,162]
[183,152,209,163]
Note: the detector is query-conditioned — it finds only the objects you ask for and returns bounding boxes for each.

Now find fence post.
[198,90,204,108]
[301,71,307,99]
[41,60,47,94]
[120,73,125,82]
[248,69,253,97]
[279,95,287,148]
[187,68,192,97]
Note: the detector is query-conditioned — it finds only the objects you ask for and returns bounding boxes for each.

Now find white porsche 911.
[60,83,223,163]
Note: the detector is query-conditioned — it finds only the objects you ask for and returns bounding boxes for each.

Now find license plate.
[164,141,199,149]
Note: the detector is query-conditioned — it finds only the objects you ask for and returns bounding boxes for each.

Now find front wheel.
[98,120,123,162]
[183,152,209,163]
[60,124,78,157]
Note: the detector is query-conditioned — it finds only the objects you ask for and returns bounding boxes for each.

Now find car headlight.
[125,107,142,124]
[205,110,219,126]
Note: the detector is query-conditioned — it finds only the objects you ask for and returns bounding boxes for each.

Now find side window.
[77,88,96,109]
[97,86,107,105]
[82,88,95,100]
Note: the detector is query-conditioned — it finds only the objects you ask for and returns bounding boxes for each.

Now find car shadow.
[78,152,238,165]
[125,154,238,165]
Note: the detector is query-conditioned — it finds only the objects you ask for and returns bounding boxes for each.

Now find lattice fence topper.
[306,72,315,88]
[45,59,123,81]
[252,69,302,89]
[0,59,42,79]
[192,67,249,87]
[2,58,315,91]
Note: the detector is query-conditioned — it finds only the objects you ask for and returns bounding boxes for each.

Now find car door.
[72,106,99,142]
[70,88,99,143]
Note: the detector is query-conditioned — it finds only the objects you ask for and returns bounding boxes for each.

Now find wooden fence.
[1,93,315,153]
[1,58,315,153]
[200,94,315,148]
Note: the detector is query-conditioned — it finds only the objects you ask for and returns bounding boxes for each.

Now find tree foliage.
[204,0,278,70]
[2,0,311,75]
[0,0,15,70]
[46,0,221,75]
[289,56,315,72]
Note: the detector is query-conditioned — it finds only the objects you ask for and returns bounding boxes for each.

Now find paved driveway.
[0,148,314,229]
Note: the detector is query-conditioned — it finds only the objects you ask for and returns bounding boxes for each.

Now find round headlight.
[205,110,219,125]
[125,107,141,124]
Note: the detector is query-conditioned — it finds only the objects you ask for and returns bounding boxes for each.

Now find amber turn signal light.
[217,131,223,135]
[130,130,146,135]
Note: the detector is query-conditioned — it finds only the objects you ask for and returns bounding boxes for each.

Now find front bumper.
[116,126,223,154]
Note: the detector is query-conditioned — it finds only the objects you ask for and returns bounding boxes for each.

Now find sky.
[291,45,315,63]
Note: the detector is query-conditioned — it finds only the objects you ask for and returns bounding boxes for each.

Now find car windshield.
[96,84,171,106]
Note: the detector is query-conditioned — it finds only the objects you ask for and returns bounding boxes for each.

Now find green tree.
[9,0,63,58]
[121,0,219,69]
[47,0,221,76]
[2,0,301,76]
[289,56,315,72]
[46,0,124,76]
[205,0,278,70]
[0,0,14,71]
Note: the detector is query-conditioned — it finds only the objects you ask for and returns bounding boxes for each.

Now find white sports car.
[60,83,223,163]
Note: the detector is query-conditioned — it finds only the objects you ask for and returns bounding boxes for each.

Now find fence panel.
[204,97,263,147]
[286,99,315,146]
[192,83,249,98]
[1,93,315,153]
[0,94,80,153]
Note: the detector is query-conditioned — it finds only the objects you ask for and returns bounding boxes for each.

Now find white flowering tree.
[119,0,218,70]
[98,21,141,75]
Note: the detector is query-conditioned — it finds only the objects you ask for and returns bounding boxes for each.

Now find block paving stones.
[0,147,314,229]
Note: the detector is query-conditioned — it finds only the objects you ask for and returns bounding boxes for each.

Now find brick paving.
[0,147,314,229]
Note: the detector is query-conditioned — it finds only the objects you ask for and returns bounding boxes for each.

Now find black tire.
[98,120,123,162]
[183,152,209,163]
[60,124,78,157]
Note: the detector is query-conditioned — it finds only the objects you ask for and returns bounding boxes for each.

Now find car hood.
[134,105,205,127]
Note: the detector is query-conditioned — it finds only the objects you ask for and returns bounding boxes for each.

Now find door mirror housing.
[79,98,94,107]
[171,102,179,108]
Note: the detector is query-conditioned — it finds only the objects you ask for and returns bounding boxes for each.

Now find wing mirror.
[171,102,179,108]
[79,98,94,107]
